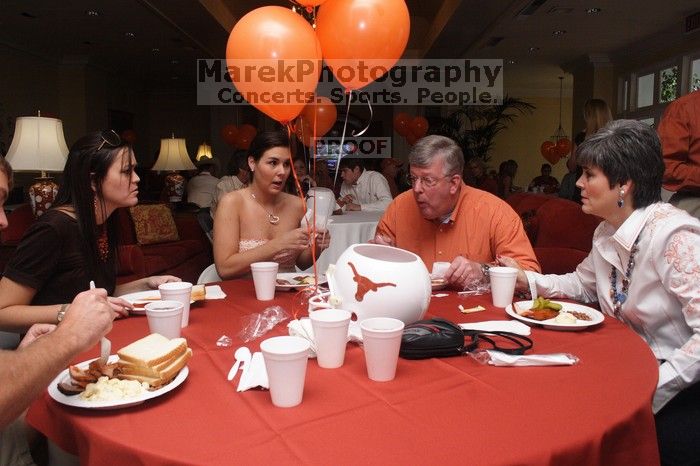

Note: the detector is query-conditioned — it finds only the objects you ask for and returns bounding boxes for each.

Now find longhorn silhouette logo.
[348,262,396,301]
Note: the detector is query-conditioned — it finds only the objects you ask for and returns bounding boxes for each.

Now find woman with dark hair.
[501,120,700,465]
[496,159,521,199]
[0,130,179,331]
[210,150,250,218]
[213,129,330,278]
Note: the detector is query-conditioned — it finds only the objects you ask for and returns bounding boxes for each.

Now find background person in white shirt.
[501,120,700,466]
[337,158,392,211]
[186,159,220,208]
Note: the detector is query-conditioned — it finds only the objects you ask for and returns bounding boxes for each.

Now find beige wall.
[490,94,573,191]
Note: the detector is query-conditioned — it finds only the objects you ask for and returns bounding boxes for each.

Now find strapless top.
[239,239,297,272]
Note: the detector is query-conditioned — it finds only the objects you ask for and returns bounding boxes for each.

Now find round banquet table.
[27,280,660,466]
[304,210,382,273]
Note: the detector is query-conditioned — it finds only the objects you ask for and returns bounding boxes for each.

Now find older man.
[0,156,115,464]
[374,136,540,289]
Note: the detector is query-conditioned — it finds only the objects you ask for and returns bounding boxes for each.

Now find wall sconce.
[195,142,213,161]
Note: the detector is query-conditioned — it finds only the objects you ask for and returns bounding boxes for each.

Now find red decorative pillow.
[128,204,179,245]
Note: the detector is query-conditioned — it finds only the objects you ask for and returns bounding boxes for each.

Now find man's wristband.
[57,303,69,323]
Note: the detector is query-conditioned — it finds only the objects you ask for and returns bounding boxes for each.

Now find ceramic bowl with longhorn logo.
[328,243,431,324]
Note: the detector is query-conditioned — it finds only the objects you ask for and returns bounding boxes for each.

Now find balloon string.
[332,90,353,186]
[352,99,373,137]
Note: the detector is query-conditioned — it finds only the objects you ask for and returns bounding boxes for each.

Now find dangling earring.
[617,189,625,208]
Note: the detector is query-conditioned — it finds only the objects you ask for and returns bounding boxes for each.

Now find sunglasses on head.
[96,130,122,152]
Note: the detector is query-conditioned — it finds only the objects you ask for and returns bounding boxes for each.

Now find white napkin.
[459,320,531,336]
[204,285,226,300]
[287,318,363,355]
[236,352,269,391]
[473,349,579,367]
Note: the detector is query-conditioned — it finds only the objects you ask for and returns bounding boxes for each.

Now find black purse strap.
[462,330,533,355]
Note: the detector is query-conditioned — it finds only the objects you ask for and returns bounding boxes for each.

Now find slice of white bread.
[119,348,192,378]
[118,348,192,388]
[117,334,187,367]
[191,284,206,302]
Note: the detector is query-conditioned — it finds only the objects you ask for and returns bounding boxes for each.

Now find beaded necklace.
[609,228,643,320]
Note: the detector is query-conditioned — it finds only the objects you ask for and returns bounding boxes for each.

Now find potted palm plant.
[434,96,535,164]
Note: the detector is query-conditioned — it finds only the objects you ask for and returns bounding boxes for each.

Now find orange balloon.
[556,138,571,156]
[235,124,257,150]
[221,124,239,147]
[316,0,410,90]
[541,142,560,165]
[393,112,411,137]
[298,96,338,138]
[406,132,419,146]
[540,141,555,158]
[121,129,137,144]
[295,0,328,6]
[226,6,323,123]
[409,116,429,138]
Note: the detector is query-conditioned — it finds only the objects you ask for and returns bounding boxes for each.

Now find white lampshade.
[196,143,213,161]
[5,116,69,172]
[152,136,196,171]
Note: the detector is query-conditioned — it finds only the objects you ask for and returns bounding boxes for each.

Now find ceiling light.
[552,29,566,36]
[152,48,160,53]
[507,59,517,65]
[86,10,99,17]
[586,7,602,14]
[171,59,179,65]
[528,46,540,53]
[125,32,135,38]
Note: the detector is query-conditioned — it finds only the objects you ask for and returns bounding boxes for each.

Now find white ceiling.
[1,0,698,92]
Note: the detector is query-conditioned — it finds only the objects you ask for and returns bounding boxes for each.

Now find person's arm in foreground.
[0,288,115,429]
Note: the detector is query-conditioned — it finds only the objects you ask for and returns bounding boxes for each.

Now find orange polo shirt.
[376,184,540,272]
[658,89,700,194]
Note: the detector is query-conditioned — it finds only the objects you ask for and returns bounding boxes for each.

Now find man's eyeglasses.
[406,173,454,189]
[96,130,122,152]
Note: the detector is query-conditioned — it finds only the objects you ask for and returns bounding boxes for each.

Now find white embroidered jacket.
[526,203,700,412]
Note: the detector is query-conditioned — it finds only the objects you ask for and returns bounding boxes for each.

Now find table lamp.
[152,134,195,202]
[5,112,69,217]
[195,142,213,161]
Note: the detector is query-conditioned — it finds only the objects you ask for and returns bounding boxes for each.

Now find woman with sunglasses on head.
[213,129,330,279]
[0,130,180,332]
[500,120,700,466]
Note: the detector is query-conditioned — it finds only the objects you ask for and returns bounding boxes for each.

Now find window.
[691,58,700,92]
[637,73,654,108]
[659,66,679,103]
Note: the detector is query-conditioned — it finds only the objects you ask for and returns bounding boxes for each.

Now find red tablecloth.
[27,280,660,465]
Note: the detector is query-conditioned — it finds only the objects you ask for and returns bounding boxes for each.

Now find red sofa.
[0,204,212,285]
[506,193,602,274]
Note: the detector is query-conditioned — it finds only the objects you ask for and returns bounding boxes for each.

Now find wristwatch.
[481,263,491,279]
[57,303,68,323]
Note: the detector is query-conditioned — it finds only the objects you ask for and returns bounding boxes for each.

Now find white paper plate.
[48,355,188,410]
[275,273,327,291]
[119,290,194,315]
[505,300,604,331]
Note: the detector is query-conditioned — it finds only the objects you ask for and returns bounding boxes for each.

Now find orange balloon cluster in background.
[220,123,257,150]
[393,112,428,145]
[540,138,571,164]
[295,96,338,146]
